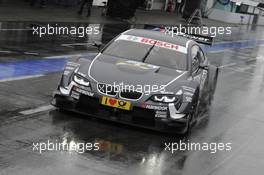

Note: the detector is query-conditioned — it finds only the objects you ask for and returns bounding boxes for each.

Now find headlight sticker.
[182,86,195,93]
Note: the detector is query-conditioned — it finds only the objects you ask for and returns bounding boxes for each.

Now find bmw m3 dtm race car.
[52,29,218,134]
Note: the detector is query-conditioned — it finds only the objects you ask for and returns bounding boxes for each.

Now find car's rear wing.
[177,33,214,46]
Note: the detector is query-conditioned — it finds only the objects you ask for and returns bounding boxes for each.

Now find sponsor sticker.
[185,96,192,102]
[183,92,194,96]
[117,34,187,54]
[144,104,168,111]
[63,70,71,76]
[71,91,80,100]
[155,111,167,118]
[101,96,131,111]
[73,86,94,97]
[182,86,195,93]
[67,62,80,67]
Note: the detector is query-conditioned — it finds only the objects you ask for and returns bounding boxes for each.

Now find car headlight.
[151,94,178,103]
[151,89,183,103]
[73,74,90,86]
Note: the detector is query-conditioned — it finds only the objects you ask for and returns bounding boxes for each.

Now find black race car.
[52,29,218,134]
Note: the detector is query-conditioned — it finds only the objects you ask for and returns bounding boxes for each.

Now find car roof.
[123,29,191,47]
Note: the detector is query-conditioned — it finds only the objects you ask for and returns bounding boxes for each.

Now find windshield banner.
[116,34,188,54]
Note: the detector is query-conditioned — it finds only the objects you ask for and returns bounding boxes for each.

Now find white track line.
[23,52,39,56]
[61,43,94,46]
[0,51,12,53]
[45,54,82,59]
[0,29,32,31]
[19,105,55,115]
[0,74,44,83]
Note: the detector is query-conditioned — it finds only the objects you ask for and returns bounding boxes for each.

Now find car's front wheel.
[182,91,199,135]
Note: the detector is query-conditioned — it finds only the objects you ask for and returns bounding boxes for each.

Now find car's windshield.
[103,38,187,70]
[103,40,152,62]
[144,46,187,70]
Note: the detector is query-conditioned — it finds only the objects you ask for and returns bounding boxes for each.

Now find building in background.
[144,0,179,11]
[106,0,144,19]
[205,0,264,24]
[93,0,108,6]
[143,0,167,10]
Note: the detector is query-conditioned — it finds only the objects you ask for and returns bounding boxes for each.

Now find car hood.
[82,54,187,88]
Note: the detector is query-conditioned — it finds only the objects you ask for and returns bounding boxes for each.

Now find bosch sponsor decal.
[117,34,187,54]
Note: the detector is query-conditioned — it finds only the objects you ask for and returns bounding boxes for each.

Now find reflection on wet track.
[0,22,264,175]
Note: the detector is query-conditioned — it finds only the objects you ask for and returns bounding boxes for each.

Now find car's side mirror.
[199,63,209,71]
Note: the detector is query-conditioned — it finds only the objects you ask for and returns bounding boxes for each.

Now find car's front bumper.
[52,90,190,134]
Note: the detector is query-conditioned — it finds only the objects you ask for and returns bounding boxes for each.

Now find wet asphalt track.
[0,23,264,175]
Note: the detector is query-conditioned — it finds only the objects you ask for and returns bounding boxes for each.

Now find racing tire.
[208,67,219,105]
[183,114,193,136]
[182,90,199,135]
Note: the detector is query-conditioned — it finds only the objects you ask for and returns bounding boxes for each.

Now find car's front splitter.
[51,92,189,134]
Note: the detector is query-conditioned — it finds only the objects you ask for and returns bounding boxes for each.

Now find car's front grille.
[119,91,143,100]
[76,95,156,125]
[97,83,118,96]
